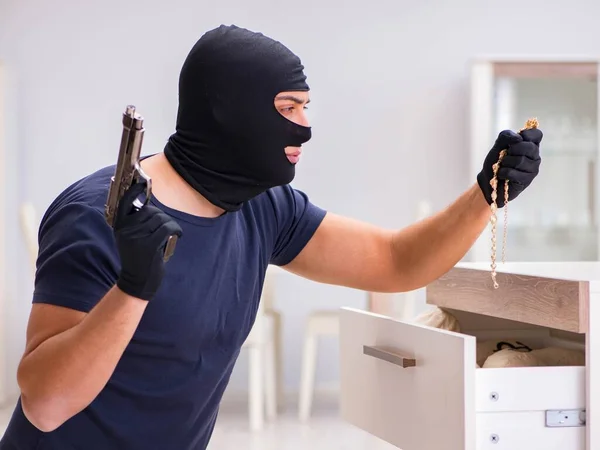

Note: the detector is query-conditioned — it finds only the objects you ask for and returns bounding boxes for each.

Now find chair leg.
[298,332,318,422]
[271,310,285,412]
[248,345,264,431]
[264,337,277,421]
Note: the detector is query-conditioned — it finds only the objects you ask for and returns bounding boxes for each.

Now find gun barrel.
[104,105,147,227]
[123,105,144,131]
[125,105,136,117]
[104,105,178,261]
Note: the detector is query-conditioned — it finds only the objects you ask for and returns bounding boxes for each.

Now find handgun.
[104,105,178,262]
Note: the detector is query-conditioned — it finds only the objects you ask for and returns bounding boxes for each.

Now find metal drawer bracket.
[545,409,586,427]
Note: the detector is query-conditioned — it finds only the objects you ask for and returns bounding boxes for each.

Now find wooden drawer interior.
[426,267,588,333]
[446,308,586,360]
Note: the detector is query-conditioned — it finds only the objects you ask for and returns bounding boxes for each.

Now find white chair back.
[19,202,38,273]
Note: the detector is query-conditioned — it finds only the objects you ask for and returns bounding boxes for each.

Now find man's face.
[274,91,311,164]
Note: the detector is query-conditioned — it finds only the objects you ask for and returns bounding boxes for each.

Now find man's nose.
[298,110,310,127]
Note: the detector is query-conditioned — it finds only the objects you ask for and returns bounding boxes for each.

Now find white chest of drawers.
[340,262,600,450]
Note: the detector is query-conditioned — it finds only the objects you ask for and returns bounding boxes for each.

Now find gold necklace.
[489,117,539,289]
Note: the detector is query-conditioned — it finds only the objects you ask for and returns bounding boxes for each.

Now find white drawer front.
[476,411,585,450]
[339,307,477,450]
[476,367,586,450]
[476,366,585,412]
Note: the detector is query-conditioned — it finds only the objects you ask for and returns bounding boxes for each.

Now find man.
[0,24,542,449]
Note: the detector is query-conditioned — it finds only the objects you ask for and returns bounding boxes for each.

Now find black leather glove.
[114,182,183,301]
[477,127,542,208]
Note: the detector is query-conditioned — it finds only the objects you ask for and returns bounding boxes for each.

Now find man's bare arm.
[17,286,147,432]
[283,183,490,293]
[285,127,542,292]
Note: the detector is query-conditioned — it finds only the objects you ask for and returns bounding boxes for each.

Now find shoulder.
[246,184,327,266]
[38,164,118,264]
[250,184,324,221]
[41,164,115,226]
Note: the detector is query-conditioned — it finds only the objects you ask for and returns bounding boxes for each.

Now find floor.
[208,409,394,449]
[0,397,395,449]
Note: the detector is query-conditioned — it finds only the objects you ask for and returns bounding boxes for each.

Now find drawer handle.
[363,345,416,368]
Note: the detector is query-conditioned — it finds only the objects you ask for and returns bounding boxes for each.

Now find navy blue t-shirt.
[0,163,326,450]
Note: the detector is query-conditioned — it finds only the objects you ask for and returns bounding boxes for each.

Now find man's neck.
[140,153,226,218]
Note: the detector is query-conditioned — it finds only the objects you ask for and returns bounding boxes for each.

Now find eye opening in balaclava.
[164,24,312,213]
[272,91,311,132]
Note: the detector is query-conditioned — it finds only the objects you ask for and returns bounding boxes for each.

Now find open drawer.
[339,307,586,450]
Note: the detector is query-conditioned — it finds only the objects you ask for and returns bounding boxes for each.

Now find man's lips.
[286,149,301,164]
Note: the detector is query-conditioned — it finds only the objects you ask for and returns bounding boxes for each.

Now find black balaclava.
[164,24,312,212]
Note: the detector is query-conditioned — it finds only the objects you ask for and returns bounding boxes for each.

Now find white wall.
[1,0,599,401]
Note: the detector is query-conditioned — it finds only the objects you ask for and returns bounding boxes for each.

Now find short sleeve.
[32,202,121,313]
[268,185,327,266]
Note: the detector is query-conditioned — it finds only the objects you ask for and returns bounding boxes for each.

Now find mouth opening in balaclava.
[164,24,312,212]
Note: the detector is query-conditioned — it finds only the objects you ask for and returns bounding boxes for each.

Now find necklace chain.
[489,118,539,289]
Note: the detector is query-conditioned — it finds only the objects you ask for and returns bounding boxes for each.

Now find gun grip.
[163,235,178,262]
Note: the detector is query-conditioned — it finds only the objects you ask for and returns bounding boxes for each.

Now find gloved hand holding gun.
[105,105,182,301]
